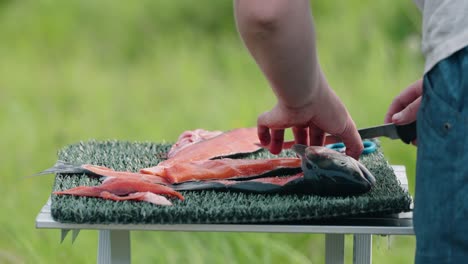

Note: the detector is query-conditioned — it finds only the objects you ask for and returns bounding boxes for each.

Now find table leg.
[325,234,345,264]
[97,230,131,264]
[353,234,372,264]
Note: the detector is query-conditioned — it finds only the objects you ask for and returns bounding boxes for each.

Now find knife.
[322,121,417,145]
[283,121,417,147]
[357,121,417,144]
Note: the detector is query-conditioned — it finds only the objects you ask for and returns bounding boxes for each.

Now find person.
[234,0,468,263]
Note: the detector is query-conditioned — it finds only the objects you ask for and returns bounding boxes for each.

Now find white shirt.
[413,0,468,73]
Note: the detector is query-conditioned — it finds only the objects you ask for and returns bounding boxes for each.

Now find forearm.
[234,0,322,109]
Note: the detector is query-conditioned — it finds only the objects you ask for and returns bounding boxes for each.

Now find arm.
[234,0,320,108]
[234,0,363,159]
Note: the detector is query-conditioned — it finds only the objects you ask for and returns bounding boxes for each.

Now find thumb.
[392,96,421,125]
[335,118,363,160]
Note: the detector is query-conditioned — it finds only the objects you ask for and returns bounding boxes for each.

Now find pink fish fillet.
[167,129,223,158]
[82,164,170,185]
[54,177,184,201]
[164,158,301,183]
[141,127,263,176]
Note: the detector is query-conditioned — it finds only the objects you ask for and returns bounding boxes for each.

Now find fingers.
[292,127,308,145]
[336,118,363,160]
[269,129,285,154]
[257,124,271,146]
[308,124,324,146]
[257,111,286,154]
[391,96,421,125]
[385,79,423,123]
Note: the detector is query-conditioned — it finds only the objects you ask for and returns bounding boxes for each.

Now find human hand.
[384,79,422,145]
[257,86,363,160]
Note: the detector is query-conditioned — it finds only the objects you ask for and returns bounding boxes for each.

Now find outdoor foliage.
[1,0,422,263]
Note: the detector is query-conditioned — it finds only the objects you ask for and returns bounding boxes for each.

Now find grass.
[1,0,422,263]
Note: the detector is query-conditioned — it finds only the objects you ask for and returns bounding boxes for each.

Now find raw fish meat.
[167,129,223,158]
[54,177,184,201]
[82,164,170,185]
[164,158,301,183]
[140,127,263,176]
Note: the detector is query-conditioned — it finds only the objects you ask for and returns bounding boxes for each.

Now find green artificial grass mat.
[50,140,412,224]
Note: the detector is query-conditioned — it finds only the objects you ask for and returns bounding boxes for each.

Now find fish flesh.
[167,129,223,158]
[82,164,170,185]
[164,158,301,183]
[54,177,185,201]
[292,144,376,196]
[140,127,263,176]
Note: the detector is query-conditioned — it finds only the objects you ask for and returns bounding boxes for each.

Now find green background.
[1,0,422,263]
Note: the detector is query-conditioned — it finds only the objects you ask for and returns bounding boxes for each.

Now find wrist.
[276,70,328,110]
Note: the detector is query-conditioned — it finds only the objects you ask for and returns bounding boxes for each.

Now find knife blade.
[323,121,417,145]
[358,121,417,144]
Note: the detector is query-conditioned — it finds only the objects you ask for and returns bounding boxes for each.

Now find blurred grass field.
[0,0,423,263]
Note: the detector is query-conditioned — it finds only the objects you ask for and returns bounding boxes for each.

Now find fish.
[43,128,378,206]
[140,127,263,176]
[292,144,376,196]
[54,177,185,201]
[164,158,302,183]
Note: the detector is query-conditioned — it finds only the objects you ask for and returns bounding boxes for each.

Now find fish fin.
[32,160,87,176]
[100,191,172,206]
[138,192,173,206]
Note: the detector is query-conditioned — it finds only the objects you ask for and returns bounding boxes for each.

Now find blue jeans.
[415,46,468,263]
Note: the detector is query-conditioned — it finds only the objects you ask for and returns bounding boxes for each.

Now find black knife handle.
[396,121,417,144]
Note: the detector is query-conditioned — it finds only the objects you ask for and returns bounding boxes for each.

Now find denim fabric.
[415,46,468,263]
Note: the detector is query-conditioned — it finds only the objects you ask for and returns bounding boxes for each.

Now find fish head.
[293,145,375,195]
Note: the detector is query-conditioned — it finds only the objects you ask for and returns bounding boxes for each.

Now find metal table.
[36,165,414,264]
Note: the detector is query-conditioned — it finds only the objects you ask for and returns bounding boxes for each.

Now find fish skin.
[164,158,301,184]
[54,177,184,201]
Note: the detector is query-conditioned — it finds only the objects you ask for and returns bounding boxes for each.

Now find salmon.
[54,177,184,201]
[164,158,301,183]
[140,127,263,176]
